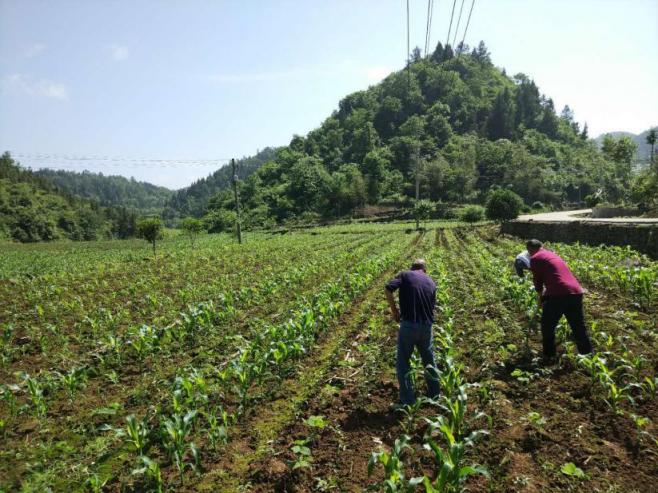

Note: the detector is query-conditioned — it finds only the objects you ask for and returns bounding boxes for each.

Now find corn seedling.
[423,419,489,493]
[368,435,422,493]
[131,455,164,493]
[56,366,88,401]
[21,372,47,418]
[161,410,197,483]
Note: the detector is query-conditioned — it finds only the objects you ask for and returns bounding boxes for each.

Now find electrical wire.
[458,0,476,57]
[445,0,457,48]
[11,152,232,167]
[451,0,466,49]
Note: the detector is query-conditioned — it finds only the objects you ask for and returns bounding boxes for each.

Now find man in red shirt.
[526,239,593,359]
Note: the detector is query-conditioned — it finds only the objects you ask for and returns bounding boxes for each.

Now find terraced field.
[1,224,656,492]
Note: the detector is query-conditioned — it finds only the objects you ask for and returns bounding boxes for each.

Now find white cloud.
[1,74,69,101]
[24,43,46,58]
[110,44,129,61]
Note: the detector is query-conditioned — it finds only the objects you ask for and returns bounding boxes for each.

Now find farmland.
[1,224,657,492]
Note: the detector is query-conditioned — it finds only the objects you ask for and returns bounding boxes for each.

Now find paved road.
[517,209,658,224]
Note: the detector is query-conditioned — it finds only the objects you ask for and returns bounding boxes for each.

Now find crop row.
[368,242,489,491]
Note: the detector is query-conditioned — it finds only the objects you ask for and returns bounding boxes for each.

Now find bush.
[584,194,601,208]
[180,217,204,246]
[485,189,524,221]
[460,205,485,223]
[203,209,237,233]
[532,201,544,209]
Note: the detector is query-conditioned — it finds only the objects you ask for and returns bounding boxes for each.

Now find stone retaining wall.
[501,220,658,258]
[591,207,641,218]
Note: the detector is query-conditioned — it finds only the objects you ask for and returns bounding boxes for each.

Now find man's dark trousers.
[541,294,592,357]
[396,320,440,405]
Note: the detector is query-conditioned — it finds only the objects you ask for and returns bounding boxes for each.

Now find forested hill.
[203,41,639,230]
[1,152,137,242]
[162,147,277,221]
[34,169,173,216]
[594,127,657,163]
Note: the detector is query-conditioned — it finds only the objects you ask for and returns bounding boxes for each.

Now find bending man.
[385,258,440,407]
[526,239,593,360]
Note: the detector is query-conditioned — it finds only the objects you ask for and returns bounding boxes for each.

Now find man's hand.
[385,288,400,323]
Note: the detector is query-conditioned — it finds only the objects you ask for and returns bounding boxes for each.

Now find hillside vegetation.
[0,152,137,242]
[198,42,646,229]
[162,147,277,222]
[33,169,173,216]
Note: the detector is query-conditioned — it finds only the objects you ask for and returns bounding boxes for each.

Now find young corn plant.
[205,409,229,450]
[368,435,422,493]
[160,410,198,483]
[56,366,88,402]
[110,414,151,456]
[423,418,489,493]
[21,372,47,418]
[131,455,164,493]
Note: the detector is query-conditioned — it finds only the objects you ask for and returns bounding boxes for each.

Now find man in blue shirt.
[385,259,440,407]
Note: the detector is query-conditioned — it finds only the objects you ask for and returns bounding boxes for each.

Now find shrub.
[584,194,600,208]
[485,189,524,221]
[460,205,485,223]
[203,209,237,234]
[180,217,204,246]
[532,201,544,209]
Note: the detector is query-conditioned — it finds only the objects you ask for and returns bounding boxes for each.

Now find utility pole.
[231,158,242,244]
[413,151,421,200]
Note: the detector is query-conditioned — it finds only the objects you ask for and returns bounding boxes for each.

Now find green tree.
[647,128,657,165]
[136,217,163,256]
[487,87,516,140]
[485,189,524,221]
[180,217,204,246]
[412,199,434,230]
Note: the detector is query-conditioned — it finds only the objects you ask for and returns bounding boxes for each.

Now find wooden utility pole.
[231,158,242,244]
[414,151,421,200]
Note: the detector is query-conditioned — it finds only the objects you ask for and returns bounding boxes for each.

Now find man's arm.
[529,258,544,305]
[385,288,400,323]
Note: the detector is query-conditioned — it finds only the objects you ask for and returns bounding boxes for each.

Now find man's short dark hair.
[526,239,543,250]
[411,258,427,271]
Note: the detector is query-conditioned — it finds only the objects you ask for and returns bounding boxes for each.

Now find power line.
[427,0,435,56]
[458,0,476,57]
[445,0,457,48]
[406,0,411,87]
[11,152,232,167]
[451,0,466,49]
[424,0,431,56]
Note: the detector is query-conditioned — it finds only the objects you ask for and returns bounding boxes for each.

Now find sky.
[1,0,656,189]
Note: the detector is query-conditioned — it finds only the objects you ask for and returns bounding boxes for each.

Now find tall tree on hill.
[537,98,559,139]
[430,41,444,63]
[513,74,541,131]
[487,87,516,140]
[647,128,657,166]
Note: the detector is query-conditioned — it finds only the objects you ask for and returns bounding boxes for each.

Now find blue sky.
[1,0,656,189]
